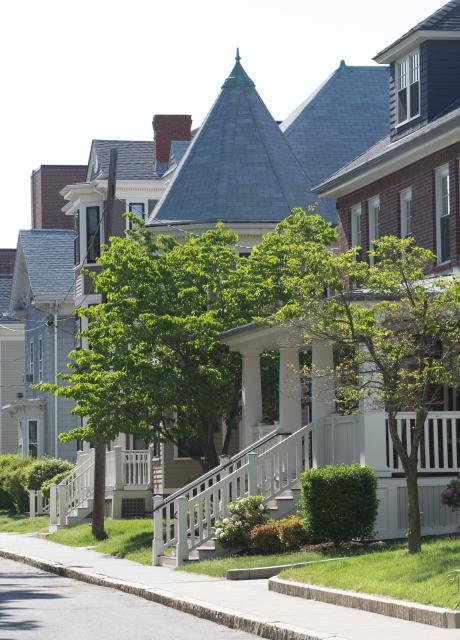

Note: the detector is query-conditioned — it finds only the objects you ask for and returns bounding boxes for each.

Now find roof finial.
[236,47,241,62]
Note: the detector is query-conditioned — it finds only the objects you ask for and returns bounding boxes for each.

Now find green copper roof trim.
[222,48,255,88]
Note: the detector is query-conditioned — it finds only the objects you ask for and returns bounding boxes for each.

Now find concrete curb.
[227,558,345,581]
[269,576,460,629]
[0,549,345,640]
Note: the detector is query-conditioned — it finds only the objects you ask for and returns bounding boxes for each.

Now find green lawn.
[48,519,153,565]
[177,549,344,578]
[0,511,49,534]
[279,537,460,610]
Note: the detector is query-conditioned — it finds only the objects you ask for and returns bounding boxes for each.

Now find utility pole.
[92,148,117,540]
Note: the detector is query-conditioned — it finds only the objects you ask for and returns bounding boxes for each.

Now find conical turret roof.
[148,51,316,226]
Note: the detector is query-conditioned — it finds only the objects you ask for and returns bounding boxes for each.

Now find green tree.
[279,235,460,553]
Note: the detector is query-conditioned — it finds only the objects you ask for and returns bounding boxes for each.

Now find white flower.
[259,504,265,511]
[236,521,243,527]
[223,518,230,525]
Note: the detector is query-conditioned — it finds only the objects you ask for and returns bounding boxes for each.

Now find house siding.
[25,304,77,461]
[0,336,24,453]
[337,141,460,271]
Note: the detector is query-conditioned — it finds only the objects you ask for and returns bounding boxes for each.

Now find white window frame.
[126,200,149,229]
[29,339,34,384]
[435,164,451,264]
[351,205,362,254]
[396,49,420,126]
[368,196,380,265]
[38,336,43,383]
[400,188,413,238]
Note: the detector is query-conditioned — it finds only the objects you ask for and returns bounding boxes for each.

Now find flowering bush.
[441,476,460,510]
[214,496,269,550]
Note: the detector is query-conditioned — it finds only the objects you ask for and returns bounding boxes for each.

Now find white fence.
[153,424,313,566]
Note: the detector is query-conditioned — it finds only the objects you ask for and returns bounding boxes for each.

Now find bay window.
[86,206,101,263]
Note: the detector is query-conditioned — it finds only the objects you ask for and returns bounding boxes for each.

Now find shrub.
[250,522,283,554]
[41,471,71,500]
[276,516,309,551]
[3,466,30,514]
[298,464,378,545]
[214,496,269,550]
[0,455,33,512]
[26,457,74,491]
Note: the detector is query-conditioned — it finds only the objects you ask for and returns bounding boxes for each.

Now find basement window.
[397,50,420,125]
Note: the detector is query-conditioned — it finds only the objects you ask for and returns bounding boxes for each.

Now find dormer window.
[397,50,420,125]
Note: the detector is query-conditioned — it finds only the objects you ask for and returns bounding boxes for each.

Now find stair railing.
[153,424,313,566]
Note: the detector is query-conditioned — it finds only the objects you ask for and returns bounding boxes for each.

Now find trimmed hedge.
[298,464,378,544]
[41,471,71,500]
[26,458,74,491]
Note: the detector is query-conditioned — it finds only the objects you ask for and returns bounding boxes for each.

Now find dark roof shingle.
[92,140,155,180]
[281,62,389,189]
[375,0,460,60]
[19,230,75,300]
[149,55,320,226]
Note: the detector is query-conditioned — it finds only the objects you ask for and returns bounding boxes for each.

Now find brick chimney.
[0,249,16,275]
[153,115,192,165]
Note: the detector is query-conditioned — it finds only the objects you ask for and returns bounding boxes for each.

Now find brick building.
[31,165,87,230]
[314,0,460,275]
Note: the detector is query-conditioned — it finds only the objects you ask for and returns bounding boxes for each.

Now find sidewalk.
[0,532,457,640]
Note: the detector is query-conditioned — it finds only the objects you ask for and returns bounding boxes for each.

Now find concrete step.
[158,554,177,568]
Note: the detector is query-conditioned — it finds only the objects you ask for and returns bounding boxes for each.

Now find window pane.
[398,60,407,89]
[410,82,420,118]
[129,203,145,217]
[410,52,419,83]
[441,215,451,262]
[406,196,412,236]
[398,88,407,123]
[28,421,37,442]
[86,207,101,263]
[177,437,204,458]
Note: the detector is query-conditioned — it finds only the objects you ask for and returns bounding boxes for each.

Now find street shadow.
[0,573,64,634]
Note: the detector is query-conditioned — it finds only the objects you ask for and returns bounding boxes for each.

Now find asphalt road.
[0,557,257,640]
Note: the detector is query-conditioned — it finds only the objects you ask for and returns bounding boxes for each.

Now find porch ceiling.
[219,321,307,354]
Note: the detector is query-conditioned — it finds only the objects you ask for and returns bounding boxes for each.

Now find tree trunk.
[203,419,219,471]
[92,443,107,540]
[405,465,422,554]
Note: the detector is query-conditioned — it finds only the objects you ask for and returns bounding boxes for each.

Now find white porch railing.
[153,424,313,566]
[386,412,460,473]
[48,445,161,527]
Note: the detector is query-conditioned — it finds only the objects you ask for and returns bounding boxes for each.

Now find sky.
[0,0,443,247]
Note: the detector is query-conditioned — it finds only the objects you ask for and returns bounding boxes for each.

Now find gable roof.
[148,52,318,226]
[375,0,460,62]
[15,230,75,302]
[90,140,155,181]
[281,62,389,189]
[313,101,460,196]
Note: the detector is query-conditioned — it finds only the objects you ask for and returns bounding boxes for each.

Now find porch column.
[311,339,335,467]
[241,350,263,449]
[359,353,389,475]
[279,347,302,433]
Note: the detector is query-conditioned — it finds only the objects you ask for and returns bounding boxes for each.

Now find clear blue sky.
[0,0,442,247]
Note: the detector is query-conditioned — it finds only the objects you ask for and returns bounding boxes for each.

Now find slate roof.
[375,0,460,60]
[0,276,13,318]
[314,101,460,193]
[19,230,75,300]
[148,52,318,226]
[91,140,155,180]
[281,62,389,189]
[168,141,190,169]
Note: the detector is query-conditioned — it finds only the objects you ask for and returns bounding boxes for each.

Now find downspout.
[54,303,58,458]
